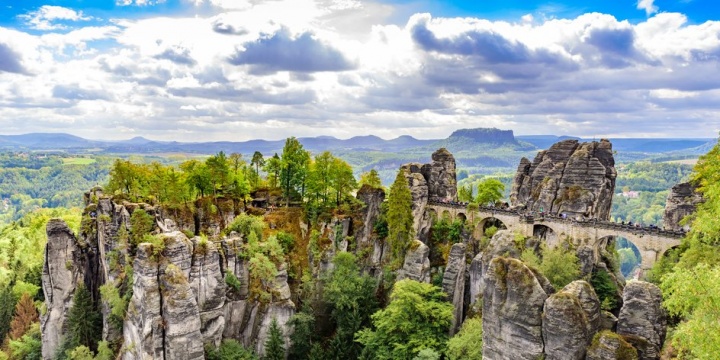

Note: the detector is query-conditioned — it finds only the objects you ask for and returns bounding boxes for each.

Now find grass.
[62,157,97,165]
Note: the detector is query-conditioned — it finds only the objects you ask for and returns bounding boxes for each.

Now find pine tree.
[0,284,15,346]
[61,284,101,356]
[386,170,414,264]
[263,318,285,360]
[8,293,38,341]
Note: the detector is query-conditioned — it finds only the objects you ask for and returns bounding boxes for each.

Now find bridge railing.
[426,201,686,239]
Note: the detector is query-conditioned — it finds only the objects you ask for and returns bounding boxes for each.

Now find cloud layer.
[0,2,719,141]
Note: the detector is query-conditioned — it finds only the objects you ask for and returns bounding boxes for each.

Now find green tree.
[264,154,282,189]
[206,339,258,360]
[537,246,580,289]
[457,184,474,203]
[288,312,316,360]
[129,209,154,246]
[386,170,414,265]
[356,279,454,360]
[7,323,41,360]
[324,252,378,359]
[280,138,310,205]
[251,152,265,187]
[329,158,357,207]
[359,169,383,189]
[206,152,231,195]
[180,160,213,198]
[475,178,504,206]
[0,284,14,346]
[446,317,482,360]
[263,318,285,360]
[60,284,101,355]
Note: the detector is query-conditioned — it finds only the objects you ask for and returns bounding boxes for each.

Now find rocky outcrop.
[542,292,588,360]
[160,264,205,360]
[617,281,666,360]
[189,237,226,347]
[41,219,88,359]
[399,148,458,241]
[400,163,431,242]
[398,240,430,283]
[355,185,386,265]
[663,181,703,231]
[586,331,638,360]
[425,148,457,202]
[467,230,522,308]
[510,139,616,220]
[483,257,549,360]
[562,280,600,339]
[442,243,466,335]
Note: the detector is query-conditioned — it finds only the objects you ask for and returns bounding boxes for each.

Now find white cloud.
[637,0,658,16]
[116,0,167,6]
[19,5,93,30]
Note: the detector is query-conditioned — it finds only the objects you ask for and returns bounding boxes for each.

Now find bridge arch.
[474,216,508,238]
[441,210,452,221]
[457,212,467,223]
[533,224,560,248]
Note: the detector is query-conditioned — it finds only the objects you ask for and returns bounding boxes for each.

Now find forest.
[0,136,716,360]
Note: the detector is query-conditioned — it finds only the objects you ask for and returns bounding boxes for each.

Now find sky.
[0,0,719,141]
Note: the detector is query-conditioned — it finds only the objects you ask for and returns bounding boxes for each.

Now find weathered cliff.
[510,139,616,220]
[663,181,702,231]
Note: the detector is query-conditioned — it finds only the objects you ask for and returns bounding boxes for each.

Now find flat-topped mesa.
[510,139,616,221]
[663,181,703,231]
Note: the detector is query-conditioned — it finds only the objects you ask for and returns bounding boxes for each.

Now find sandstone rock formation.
[562,280,601,339]
[663,181,703,231]
[442,243,466,335]
[586,331,638,360]
[41,219,89,359]
[510,139,616,220]
[483,257,549,360]
[399,148,458,241]
[425,148,457,202]
[355,184,386,264]
[617,281,666,360]
[398,240,430,283]
[467,230,521,308]
[542,292,589,360]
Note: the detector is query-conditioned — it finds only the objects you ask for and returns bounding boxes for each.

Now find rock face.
[399,148,458,241]
[43,193,297,360]
[41,219,88,359]
[398,240,431,283]
[483,257,549,360]
[442,243,466,335]
[663,181,703,231]
[510,139,616,220]
[617,281,667,360]
[425,148,458,202]
[467,230,522,308]
[586,331,639,360]
[542,281,600,360]
[542,292,589,360]
[355,184,386,264]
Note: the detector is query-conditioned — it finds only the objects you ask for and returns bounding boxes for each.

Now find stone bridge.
[427,201,684,271]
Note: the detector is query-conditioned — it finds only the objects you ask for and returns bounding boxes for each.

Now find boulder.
[663,181,703,231]
[586,331,639,360]
[617,281,667,360]
[398,240,430,283]
[542,292,588,360]
[510,139,616,220]
[41,219,87,359]
[562,280,601,340]
[442,243,466,335]
[482,257,548,360]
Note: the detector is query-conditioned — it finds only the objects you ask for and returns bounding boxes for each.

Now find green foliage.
[386,170,414,266]
[94,341,114,360]
[263,318,286,360]
[288,312,316,360]
[0,208,81,287]
[0,284,14,344]
[484,225,498,239]
[280,137,311,204]
[474,178,505,206]
[359,169,383,189]
[661,263,720,359]
[534,245,581,289]
[206,339,258,360]
[67,346,95,360]
[60,284,102,356]
[430,219,463,244]
[99,284,128,330]
[7,323,41,360]
[324,252,378,359]
[228,214,265,241]
[590,270,619,311]
[275,231,295,255]
[611,190,668,226]
[356,279,454,360]
[617,248,639,277]
[225,271,242,294]
[413,349,440,360]
[457,184,474,203]
[446,317,483,360]
[129,209,154,245]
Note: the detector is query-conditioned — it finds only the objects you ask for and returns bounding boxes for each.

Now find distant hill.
[516,135,581,149]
